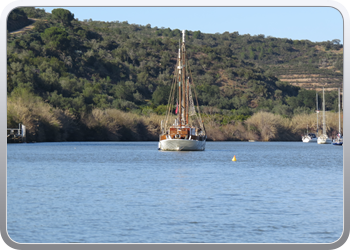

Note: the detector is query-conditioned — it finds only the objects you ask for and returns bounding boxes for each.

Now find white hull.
[159,138,206,151]
[302,137,317,143]
[317,136,332,144]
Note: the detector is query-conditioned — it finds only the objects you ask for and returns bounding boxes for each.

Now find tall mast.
[186,76,189,125]
[182,30,186,126]
[316,92,318,136]
[322,87,326,135]
[181,30,189,126]
[177,43,182,127]
[338,88,341,134]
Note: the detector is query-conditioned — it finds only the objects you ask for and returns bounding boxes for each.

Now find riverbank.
[7,94,342,143]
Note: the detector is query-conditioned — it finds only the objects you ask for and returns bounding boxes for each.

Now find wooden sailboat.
[332,88,343,146]
[158,30,206,151]
[317,87,332,144]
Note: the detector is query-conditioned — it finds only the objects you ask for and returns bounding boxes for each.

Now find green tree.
[41,27,70,50]
[249,47,255,60]
[20,7,47,18]
[51,8,74,26]
[152,85,170,106]
[8,8,27,22]
[258,47,264,60]
[113,83,134,101]
[7,8,29,32]
[193,30,202,39]
[33,19,48,32]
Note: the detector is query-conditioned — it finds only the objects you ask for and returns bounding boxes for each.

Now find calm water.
[7,141,343,243]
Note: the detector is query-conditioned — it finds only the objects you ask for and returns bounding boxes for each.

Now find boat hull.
[159,138,206,151]
[317,136,332,144]
[302,137,317,143]
[332,142,343,146]
[332,138,343,146]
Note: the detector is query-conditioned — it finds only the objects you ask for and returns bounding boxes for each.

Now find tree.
[258,48,264,60]
[152,85,170,106]
[7,8,29,32]
[20,7,47,18]
[8,8,27,22]
[41,27,70,50]
[332,39,341,45]
[249,47,255,60]
[33,19,48,32]
[193,30,202,39]
[51,8,74,26]
[113,83,134,101]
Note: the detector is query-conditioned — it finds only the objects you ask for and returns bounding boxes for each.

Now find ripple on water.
[6,141,343,243]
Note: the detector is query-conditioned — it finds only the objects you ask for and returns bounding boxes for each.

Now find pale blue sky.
[40,7,343,44]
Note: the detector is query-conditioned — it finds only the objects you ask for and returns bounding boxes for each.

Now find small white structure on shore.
[7,123,26,143]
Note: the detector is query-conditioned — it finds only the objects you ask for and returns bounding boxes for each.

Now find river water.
[7,141,343,243]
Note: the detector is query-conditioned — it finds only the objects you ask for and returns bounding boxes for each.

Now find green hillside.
[7,7,343,142]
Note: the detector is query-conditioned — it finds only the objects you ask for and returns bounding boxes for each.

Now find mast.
[338,88,341,135]
[322,87,326,136]
[186,76,189,125]
[182,30,186,126]
[182,31,189,125]
[316,92,319,136]
[178,43,182,127]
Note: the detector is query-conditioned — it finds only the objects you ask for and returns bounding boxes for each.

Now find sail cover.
[188,84,196,116]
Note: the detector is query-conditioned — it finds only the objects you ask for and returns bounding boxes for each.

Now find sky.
[39,6,344,44]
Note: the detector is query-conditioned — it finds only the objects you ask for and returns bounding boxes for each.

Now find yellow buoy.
[232,155,236,161]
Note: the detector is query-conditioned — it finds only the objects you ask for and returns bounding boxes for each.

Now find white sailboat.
[332,88,343,146]
[302,124,317,143]
[317,87,332,144]
[316,91,319,138]
[158,30,206,151]
[302,92,318,143]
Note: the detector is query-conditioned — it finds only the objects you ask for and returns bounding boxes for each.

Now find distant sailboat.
[316,91,319,137]
[302,92,318,143]
[332,88,343,146]
[302,124,317,143]
[317,87,332,144]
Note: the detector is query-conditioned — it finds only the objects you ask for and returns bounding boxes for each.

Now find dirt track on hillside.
[9,18,37,34]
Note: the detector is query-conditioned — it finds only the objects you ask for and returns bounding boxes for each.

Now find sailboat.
[302,92,318,143]
[158,30,206,151]
[302,124,317,143]
[332,88,343,146]
[317,87,332,144]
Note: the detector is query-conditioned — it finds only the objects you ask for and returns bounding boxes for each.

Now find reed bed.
[7,93,68,142]
[7,97,343,142]
[81,109,162,141]
[204,111,342,141]
[291,112,343,138]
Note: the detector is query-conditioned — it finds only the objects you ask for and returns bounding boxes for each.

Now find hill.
[7,7,343,142]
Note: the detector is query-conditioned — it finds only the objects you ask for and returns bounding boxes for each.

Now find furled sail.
[188,84,196,116]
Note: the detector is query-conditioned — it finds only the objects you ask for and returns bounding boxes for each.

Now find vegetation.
[7,8,33,32]
[7,7,343,142]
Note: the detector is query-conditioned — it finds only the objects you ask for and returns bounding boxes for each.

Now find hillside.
[7,7,343,142]
[7,8,33,32]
